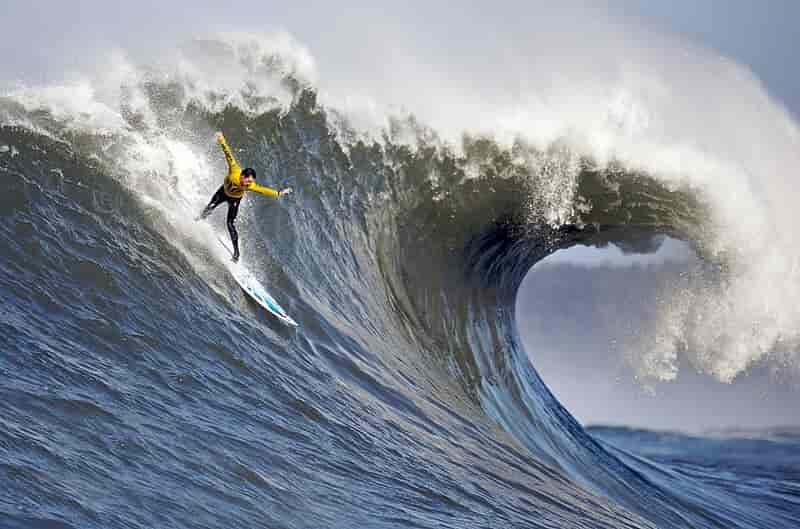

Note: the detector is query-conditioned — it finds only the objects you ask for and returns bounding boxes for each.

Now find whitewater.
[1,19,799,529]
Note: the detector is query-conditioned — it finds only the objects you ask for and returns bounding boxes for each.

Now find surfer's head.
[240,167,257,186]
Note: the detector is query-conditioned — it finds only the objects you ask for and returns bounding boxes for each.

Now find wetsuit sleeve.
[219,136,242,183]
[247,182,280,198]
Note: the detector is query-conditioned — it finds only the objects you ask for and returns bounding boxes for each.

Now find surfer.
[198,132,292,262]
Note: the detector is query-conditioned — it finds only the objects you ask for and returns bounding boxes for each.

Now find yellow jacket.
[219,136,279,199]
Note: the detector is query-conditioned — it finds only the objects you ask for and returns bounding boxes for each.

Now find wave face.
[1,35,798,528]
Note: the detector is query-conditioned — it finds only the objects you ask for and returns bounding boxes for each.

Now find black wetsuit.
[200,186,242,261]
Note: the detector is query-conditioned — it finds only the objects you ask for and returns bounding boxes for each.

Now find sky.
[603,0,800,116]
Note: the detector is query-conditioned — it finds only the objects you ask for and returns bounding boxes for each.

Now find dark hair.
[241,167,257,179]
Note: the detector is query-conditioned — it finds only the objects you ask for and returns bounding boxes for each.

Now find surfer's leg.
[198,186,226,220]
[226,198,241,262]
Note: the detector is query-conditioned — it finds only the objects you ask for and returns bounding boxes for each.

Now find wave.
[1,33,798,528]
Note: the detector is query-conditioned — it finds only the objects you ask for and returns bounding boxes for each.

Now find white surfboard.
[217,236,298,327]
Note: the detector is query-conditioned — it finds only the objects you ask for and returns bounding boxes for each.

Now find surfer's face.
[240,174,255,186]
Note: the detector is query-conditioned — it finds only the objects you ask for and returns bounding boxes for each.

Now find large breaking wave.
[1,32,798,528]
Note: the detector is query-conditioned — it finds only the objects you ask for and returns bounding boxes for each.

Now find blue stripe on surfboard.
[216,236,297,326]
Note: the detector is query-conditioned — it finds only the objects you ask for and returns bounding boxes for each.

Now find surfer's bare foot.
[232,250,240,263]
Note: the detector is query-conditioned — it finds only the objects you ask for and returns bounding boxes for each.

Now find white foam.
[171,31,317,115]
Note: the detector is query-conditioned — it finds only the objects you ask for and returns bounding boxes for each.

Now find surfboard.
[216,236,298,327]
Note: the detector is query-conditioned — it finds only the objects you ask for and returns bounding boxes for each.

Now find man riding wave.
[198,132,292,262]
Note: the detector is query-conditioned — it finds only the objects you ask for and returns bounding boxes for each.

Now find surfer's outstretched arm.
[247,183,293,198]
[216,132,242,184]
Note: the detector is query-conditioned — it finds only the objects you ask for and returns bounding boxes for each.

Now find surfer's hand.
[279,188,293,197]
[215,131,224,144]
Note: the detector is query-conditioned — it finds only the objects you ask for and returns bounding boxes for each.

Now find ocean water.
[1,33,799,528]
